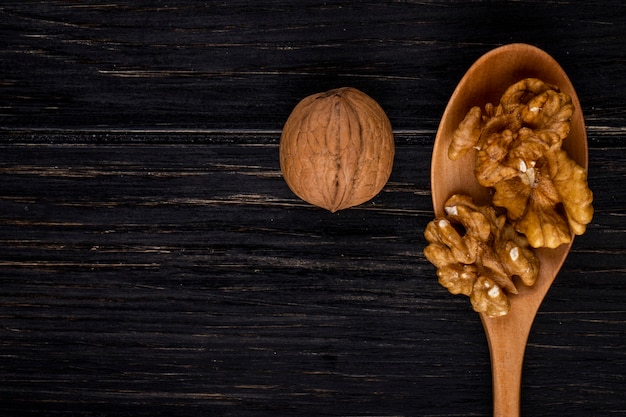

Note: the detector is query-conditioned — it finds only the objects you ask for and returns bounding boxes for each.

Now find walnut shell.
[280,87,394,212]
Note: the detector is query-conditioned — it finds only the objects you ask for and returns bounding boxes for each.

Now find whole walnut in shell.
[280,87,394,212]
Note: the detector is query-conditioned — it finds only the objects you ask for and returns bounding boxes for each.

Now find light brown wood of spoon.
[431,43,588,417]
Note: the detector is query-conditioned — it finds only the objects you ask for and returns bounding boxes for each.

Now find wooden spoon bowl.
[431,44,588,417]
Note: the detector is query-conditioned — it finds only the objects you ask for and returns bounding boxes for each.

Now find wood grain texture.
[2,1,625,131]
[1,1,625,416]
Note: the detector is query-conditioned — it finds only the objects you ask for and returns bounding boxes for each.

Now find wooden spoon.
[431,43,588,417]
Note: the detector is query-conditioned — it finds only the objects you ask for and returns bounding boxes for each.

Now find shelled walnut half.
[448,78,594,249]
[424,194,540,317]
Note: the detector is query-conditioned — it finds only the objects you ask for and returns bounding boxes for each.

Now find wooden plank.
[1,1,625,131]
[1,131,625,416]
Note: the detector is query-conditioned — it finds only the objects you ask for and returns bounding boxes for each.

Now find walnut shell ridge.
[280,87,395,212]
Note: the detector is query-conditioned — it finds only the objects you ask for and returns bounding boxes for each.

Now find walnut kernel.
[448,78,594,248]
[424,194,540,317]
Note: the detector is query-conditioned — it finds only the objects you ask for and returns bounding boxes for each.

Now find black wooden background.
[1,1,625,416]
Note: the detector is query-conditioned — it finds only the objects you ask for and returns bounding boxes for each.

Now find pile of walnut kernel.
[424,78,594,317]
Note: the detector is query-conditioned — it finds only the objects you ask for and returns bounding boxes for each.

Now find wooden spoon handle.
[487,322,528,417]
[481,293,537,417]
